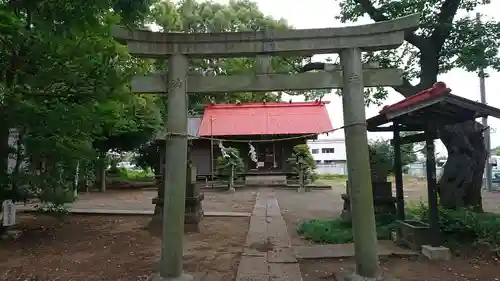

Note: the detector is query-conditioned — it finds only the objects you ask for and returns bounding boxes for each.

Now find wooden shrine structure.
[367,82,500,250]
[113,14,420,281]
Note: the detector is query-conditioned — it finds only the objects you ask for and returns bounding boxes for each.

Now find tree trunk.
[96,152,107,192]
[0,119,10,187]
[438,120,486,211]
[12,130,24,193]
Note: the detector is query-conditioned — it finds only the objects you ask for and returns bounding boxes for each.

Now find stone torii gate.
[113,14,419,281]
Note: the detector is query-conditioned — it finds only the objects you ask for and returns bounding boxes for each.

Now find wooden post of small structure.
[159,54,191,280]
[298,155,305,193]
[340,48,379,278]
[393,123,405,222]
[425,130,440,247]
[229,164,235,192]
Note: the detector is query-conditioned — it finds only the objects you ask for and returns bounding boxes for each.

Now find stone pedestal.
[341,181,396,219]
[335,271,396,281]
[151,193,204,233]
[421,245,451,260]
[147,273,195,281]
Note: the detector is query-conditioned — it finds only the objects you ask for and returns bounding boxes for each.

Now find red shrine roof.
[198,102,333,136]
[379,82,451,114]
[366,81,500,130]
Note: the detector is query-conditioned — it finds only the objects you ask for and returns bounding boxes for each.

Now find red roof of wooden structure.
[198,102,333,137]
[367,82,500,131]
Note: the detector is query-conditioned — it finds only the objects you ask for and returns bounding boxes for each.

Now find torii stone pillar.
[158,54,191,280]
[340,48,378,277]
[113,14,419,281]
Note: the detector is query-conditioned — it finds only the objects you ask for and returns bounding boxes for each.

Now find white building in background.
[307,138,347,175]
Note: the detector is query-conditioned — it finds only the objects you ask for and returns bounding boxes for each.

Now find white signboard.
[2,200,16,226]
[257,162,264,168]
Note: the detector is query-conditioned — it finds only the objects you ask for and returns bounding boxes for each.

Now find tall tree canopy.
[336,0,500,209]
[0,0,162,203]
[150,0,329,110]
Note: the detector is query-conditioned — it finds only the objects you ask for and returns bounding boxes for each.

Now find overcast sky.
[167,0,500,154]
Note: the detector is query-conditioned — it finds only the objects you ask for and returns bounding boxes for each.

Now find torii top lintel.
[111,14,420,58]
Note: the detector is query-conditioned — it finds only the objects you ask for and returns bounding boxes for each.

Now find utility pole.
[476,12,492,192]
[210,116,214,183]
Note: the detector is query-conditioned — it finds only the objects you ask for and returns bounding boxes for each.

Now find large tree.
[0,0,158,204]
[336,0,500,210]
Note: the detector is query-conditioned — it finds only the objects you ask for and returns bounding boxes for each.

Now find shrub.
[215,147,244,177]
[407,202,500,254]
[113,167,154,181]
[287,144,317,182]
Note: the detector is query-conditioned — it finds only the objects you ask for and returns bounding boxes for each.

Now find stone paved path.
[237,189,303,281]
[294,240,417,259]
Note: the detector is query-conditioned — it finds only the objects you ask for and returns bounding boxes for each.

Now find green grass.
[297,214,397,244]
[317,174,347,181]
[314,174,347,186]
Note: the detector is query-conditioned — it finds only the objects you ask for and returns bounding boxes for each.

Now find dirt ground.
[24,188,258,214]
[300,255,500,281]
[3,182,499,281]
[276,189,342,247]
[0,214,250,281]
[318,176,500,212]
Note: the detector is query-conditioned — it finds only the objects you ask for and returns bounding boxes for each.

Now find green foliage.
[287,144,318,182]
[134,141,160,172]
[297,214,397,244]
[0,0,158,206]
[216,147,244,177]
[407,201,500,254]
[369,137,419,177]
[110,167,154,182]
[335,0,500,99]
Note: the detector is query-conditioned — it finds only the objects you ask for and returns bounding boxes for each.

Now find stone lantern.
[341,145,396,219]
[150,132,204,234]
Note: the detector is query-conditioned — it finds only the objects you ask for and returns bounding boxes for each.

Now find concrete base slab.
[421,245,451,260]
[205,211,251,217]
[19,208,251,217]
[267,247,297,263]
[334,271,395,281]
[294,240,417,259]
[243,247,267,257]
[236,273,270,281]
[147,273,196,281]
[269,263,303,281]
